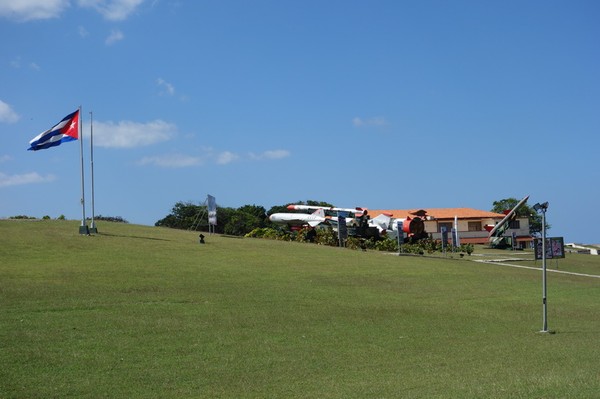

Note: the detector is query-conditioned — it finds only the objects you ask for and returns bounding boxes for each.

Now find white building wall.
[423,216,531,242]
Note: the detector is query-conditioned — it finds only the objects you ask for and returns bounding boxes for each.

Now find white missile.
[286,204,366,215]
[487,195,530,237]
[269,208,326,227]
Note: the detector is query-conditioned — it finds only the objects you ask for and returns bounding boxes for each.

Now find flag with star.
[28,109,80,151]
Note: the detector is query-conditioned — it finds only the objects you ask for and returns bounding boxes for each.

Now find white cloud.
[0,100,20,123]
[0,0,69,21]
[249,149,290,160]
[157,78,175,96]
[136,147,291,168]
[78,0,145,21]
[352,116,388,128]
[0,155,12,163]
[210,148,290,165]
[216,151,239,165]
[105,28,124,45]
[0,172,56,188]
[137,154,202,168]
[91,119,176,148]
[0,0,145,22]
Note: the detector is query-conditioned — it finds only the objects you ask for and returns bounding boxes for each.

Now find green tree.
[237,204,268,224]
[155,201,203,229]
[491,198,548,236]
[215,207,236,234]
[157,200,335,235]
[224,212,255,236]
[305,200,334,207]
[224,205,268,236]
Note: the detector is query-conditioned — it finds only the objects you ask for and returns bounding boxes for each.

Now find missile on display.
[286,204,366,216]
[487,194,530,239]
[268,208,326,228]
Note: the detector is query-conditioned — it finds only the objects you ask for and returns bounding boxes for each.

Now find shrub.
[345,237,363,250]
[458,243,475,255]
[373,237,399,252]
[400,239,437,255]
[245,227,291,241]
[291,227,316,243]
[245,226,470,256]
[315,227,338,247]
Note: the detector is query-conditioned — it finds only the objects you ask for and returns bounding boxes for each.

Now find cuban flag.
[28,110,79,151]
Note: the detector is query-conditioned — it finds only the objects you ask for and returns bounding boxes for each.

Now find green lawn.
[1,220,599,398]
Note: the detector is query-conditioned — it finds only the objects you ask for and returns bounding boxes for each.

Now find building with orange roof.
[367,207,532,246]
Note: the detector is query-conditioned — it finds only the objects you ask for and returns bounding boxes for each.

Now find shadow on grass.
[98,232,172,242]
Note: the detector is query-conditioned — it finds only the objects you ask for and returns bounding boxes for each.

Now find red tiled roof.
[367,208,506,220]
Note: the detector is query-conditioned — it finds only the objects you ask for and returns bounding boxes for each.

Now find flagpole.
[78,106,89,235]
[89,111,97,234]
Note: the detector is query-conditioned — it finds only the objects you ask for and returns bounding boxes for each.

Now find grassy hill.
[1,220,599,398]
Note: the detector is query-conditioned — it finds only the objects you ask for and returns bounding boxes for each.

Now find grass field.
[1,220,599,398]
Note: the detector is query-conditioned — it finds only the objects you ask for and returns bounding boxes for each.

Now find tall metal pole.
[541,208,548,332]
[89,111,97,234]
[78,106,89,235]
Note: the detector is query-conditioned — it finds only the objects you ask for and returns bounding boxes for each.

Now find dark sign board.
[534,237,565,260]
[337,211,348,246]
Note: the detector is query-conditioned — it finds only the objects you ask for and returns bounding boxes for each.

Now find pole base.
[79,225,90,235]
[538,330,556,335]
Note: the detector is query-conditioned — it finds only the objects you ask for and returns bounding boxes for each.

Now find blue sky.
[1,0,598,243]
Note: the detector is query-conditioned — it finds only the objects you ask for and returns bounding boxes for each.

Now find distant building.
[368,207,532,247]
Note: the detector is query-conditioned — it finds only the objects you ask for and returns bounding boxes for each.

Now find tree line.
[154,200,333,236]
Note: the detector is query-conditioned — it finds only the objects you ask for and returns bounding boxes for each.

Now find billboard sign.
[207,195,217,226]
[534,237,565,260]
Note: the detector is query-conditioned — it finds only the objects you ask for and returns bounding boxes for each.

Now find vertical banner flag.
[397,220,404,252]
[28,110,80,151]
[453,215,460,247]
[207,195,217,226]
[441,226,448,252]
